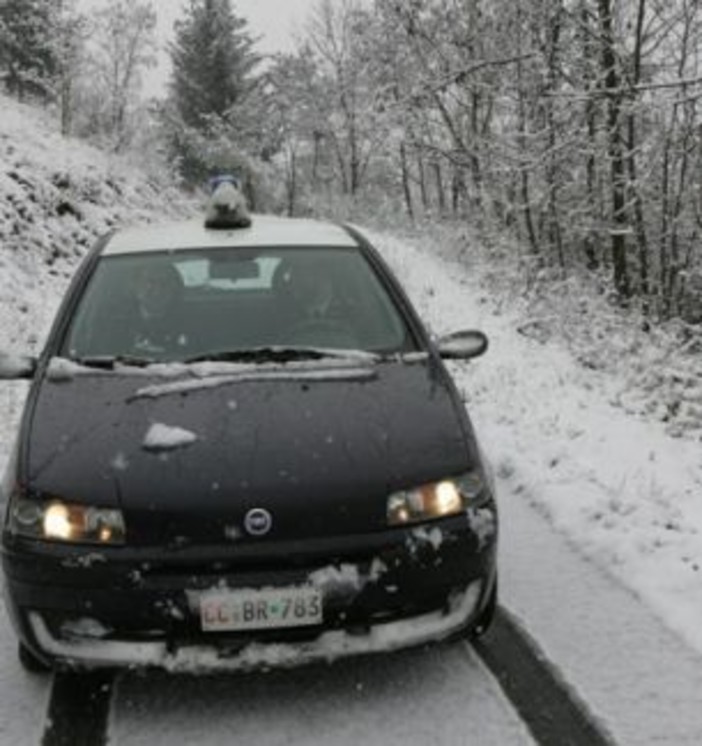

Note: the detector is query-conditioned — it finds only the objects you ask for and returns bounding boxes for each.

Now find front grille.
[137,545,397,587]
[143,552,372,579]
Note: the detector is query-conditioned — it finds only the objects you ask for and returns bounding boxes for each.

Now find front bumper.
[2,510,497,670]
[26,580,484,671]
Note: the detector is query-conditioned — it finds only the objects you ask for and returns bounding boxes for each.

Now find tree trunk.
[417,154,429,210]
[312,131,322,189]
[432,162,446,214]
[286,148,297,217]
[627,0,649,304]
[60,76,72,137]
[400,141,414,219]
[597,0,631,298]
[515,7,539,257]
[545,0,564,269]
[452,168,466,215]
[659,136,671,314]
[470,89,483,209]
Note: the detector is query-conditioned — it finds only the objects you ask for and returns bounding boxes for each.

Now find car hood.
[24,358,476,545]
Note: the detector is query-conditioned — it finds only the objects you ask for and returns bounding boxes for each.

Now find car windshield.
[61,246,417,363]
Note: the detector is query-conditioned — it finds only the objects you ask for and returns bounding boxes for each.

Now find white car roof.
[103,214,358,256]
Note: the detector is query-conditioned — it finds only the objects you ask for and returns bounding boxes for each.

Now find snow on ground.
[112,645,534,746]
[0,606,50,746]
[500,468,702,744]
[370,229,702,657]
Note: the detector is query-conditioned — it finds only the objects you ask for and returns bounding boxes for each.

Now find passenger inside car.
[65,246,413,362]
[272,258,360,348]
[286,262,335,319]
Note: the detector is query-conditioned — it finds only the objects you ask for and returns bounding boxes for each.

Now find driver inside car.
[131,263,187,355]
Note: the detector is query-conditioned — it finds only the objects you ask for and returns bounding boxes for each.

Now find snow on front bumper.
[28,580,482,672]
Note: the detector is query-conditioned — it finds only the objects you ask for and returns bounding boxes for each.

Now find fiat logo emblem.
[244,508,272,537]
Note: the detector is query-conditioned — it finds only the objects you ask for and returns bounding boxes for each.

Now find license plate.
[200,587,323,632]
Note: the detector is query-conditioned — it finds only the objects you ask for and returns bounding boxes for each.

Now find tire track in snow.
[473,607,616,746]
[38,609,615,746]
[42,671,114,746]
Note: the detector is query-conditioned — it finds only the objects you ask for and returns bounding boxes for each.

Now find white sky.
[79,0,319,96]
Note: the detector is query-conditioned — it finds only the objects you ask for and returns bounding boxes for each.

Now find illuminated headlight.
[9,496,126,545]
[387,472,488,527]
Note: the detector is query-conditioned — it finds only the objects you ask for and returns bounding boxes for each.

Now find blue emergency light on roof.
[207,174,241,193]
[204,174,252,230]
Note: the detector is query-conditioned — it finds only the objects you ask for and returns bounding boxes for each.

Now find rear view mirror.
[209,257,260,282]
[0,351,37,380]
[437,330,488,360]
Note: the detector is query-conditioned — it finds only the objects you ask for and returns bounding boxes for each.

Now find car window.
[62,246,417,361]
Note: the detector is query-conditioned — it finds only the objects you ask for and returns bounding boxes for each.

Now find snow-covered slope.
[0,93,192,352]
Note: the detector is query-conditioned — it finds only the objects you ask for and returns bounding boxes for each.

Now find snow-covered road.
[1,226,701,744]
[111,645,532,746]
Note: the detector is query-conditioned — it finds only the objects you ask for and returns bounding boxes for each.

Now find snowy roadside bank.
[369,230,702,659]
[0,94,193,355]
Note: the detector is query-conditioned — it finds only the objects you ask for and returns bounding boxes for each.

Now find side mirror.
[0,352,37,380]
[437,330,488,360]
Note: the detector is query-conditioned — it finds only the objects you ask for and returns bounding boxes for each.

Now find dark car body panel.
[22,359,475,545]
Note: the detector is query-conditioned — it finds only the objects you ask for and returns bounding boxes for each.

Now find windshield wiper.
[73,354,156,369]
[184,347,371,365]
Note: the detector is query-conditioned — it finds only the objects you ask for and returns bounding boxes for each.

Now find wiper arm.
[73,354,156,369]
[185,347,333,365]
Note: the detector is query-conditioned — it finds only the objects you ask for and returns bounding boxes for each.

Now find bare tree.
[259,0,702,320]
[88,0,156,150]
[306,0,385,195]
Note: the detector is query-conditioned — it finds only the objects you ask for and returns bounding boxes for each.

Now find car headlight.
[8,494,126,545]
[387,472,488,527]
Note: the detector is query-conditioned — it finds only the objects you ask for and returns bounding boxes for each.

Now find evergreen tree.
[169,0,258,130]
[0,0,55,101]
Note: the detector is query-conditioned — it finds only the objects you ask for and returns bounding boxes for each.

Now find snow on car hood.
[23,357,476,545]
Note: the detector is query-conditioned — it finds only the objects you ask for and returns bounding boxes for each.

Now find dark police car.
[0,209,497,672]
